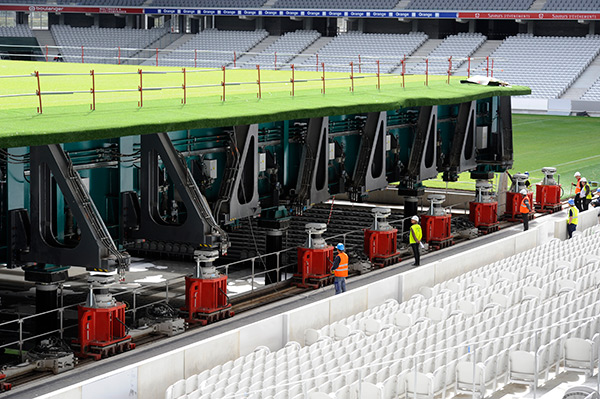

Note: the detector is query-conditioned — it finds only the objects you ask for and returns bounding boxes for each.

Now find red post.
[376,60,380,90]
[221,66,226,102]
[234,51,236,68]
[90,69,96,111]
[358,55,361,73]
[274,51,277,70]
[290,64,295,97]
[447,56,452,84]
[256,64,261,99]
[138,69,143,108]
[118,47,121,65]
[486,56,489,77]
[316,54,319,72]
[425,58,428,86]
[194,49,197,68]
[321,62,325,94]
[156,48,159,67]
[81,46,84,63]
[468,56,471,78]
[491,58,494,78]
[182,67,187,105]
[35,70,42,114]
[401,56,406,88]
[349,61,354,92]
[45,45,48,62]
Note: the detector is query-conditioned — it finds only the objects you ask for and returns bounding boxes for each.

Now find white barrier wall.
[38,212,598,399]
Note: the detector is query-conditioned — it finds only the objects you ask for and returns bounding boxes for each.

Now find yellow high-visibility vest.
[410,224,422,244]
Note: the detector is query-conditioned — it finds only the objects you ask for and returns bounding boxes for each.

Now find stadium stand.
[240,30,321,69]
[398,32,486,75]
[143,28,268,67]
[543,0,600,11]
[272,0,399,9]
[51,25,168,64]
[474,34,600,98]
[149,0,267,8]
[0,0,145,4]
[405,0,535,10]
[164,225,600,399]
[0,25,33,37]
[581,77,600,101]
[298,31,428,74]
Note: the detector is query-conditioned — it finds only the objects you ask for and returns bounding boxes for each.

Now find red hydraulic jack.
[469,180,499,234]
[293,223,334,289]
[364,207,401,267]
[535,167,562,213]
[72,280,135,360]
[0,374,11,392]
[182,250,233,325]
[421,194,454,249]
[505,173,534,222]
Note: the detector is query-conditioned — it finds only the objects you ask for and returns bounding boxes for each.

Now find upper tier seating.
[165,223,600,399]
[51,25,168,64]
[299,31,428,74]
[144,28,268,68]
[241,30,321,70]
[0,25,33,37]
[543,0,600,11]
[272,0,399,9]
[406,0,535,10]
[474,34,600,98]
[149,0,267,7]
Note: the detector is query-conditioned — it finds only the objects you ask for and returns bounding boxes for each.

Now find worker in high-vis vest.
[519,189,532,231]
[580,177,592,211]
[567,198,578,239]
[573,171,583,212]
[409,215,422,266]
[330,243,348,295]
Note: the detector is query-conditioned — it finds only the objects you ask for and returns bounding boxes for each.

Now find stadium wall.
[36,208,599,399]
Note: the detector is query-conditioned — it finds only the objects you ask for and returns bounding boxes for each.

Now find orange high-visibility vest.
[520,196,530,214]
[334,252,349,277]
[575,177,582,194]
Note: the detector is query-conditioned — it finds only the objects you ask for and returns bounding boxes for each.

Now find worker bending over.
[567,198,578,239]
[330,243,348,295]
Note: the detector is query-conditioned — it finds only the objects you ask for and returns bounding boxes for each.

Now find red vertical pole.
[401,58,405,88]
[425,58,428,86]
[491,59,494,78]
[182,67,187,105]
[194,49,197,68]
[45,45,48,62]
[138,69,143,107]
[358,55,361,73]
[90,69,96,111]
[256,64,261,99]
[118,47,121,65]
[156,48,158,67]
[81,46,84,63]
[35,70,42,114]
[316,54,319,72]
[321,62,325,94]
[221,66,226,102]
[274,51,277,70]
[376,60,380,90]
[447,56,452,84]
[350,61,354,92]
[486,56,489,77]
[468,56,471,78]
[290,64,295,97]
[234,51,236,68]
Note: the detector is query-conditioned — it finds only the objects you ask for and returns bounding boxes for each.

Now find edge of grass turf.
[0,80,530,148]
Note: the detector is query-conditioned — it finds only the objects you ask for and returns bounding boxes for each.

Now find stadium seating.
[474,34,600,98]
[240,30,321,70]
[405,0,535,10]
[543,0,600,11]
[298,31,428,74]
[580,77,600,101]
[51,25,168,64]
[398,32,486,75]
[272,0,399,9]
[144,28,268,68]
[165,224,600,399]
[0,25,33,37]
[149,0,267,7]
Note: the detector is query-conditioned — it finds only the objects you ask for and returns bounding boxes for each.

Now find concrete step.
[395,0,411,8]
[453,39,502,76]
[33,29,58,58]
[529,0,547,11]
[263,0,277,7]
[393,38,441,72]
[235,35,280,68]
[561,53,600,99]
[288,36,334,66]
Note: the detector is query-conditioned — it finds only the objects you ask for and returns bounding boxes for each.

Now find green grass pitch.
[0,60,529,148]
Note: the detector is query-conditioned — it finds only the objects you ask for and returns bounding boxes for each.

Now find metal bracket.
[213,124,260,224]
[125,132,228,255]
[349,111,388,202]
[443,101,478,181]
[8,144,129,273]
[294,117,330,211]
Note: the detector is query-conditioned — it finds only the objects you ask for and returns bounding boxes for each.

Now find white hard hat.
[520,189,527,195]
[581,177,587,182]
[574,172,581,177]
[411,215,419,222]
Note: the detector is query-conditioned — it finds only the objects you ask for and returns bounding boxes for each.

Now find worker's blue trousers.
[334,277,346,295]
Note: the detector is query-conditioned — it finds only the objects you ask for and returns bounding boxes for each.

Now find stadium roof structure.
[0,60,530,148]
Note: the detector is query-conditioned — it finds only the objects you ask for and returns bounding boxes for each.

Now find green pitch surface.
[424,114,600,196]
[0,60,529,148]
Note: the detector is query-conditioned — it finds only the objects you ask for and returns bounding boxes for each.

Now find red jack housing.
[364,207,400,267]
